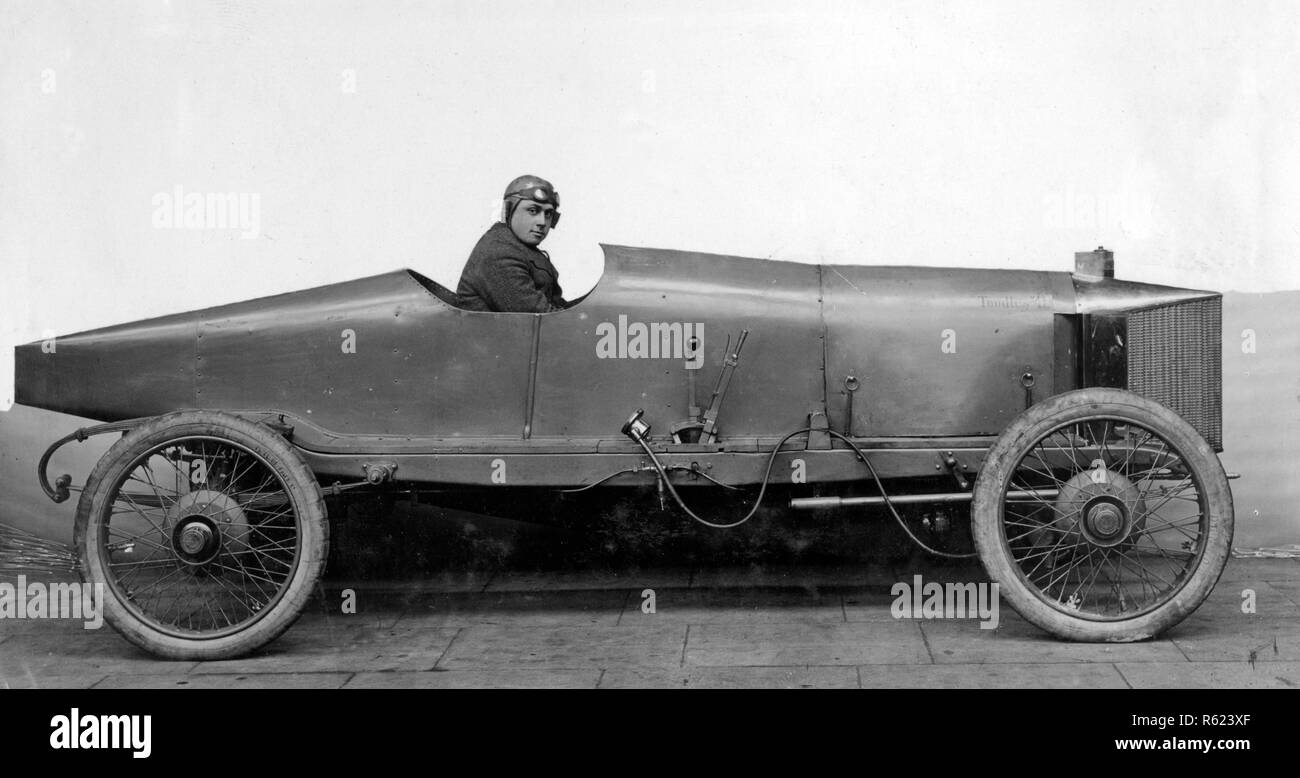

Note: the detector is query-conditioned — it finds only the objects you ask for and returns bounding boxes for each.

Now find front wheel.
[972,388,1233,642]
[74,411,329,659]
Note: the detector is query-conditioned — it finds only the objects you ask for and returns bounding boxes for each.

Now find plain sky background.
[2,0,1299,404]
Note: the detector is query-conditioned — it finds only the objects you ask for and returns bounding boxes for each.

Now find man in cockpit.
[455,175,569,313]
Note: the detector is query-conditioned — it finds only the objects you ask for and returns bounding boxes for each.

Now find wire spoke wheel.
[103,437,298,636]
[973,389,1232,642]
[76,411,328,660]
[1004,421,1202,618]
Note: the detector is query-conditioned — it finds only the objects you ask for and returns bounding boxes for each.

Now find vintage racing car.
[14,245,1233,658]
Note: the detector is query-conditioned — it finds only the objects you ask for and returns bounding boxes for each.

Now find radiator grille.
[1126,297,1222,450]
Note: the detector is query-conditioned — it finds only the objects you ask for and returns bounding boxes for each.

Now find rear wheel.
[74,411,328,659]
[972,388,1232,641]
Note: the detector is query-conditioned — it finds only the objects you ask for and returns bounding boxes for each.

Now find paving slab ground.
[857,662,1131,689]
[2,557,1298,688]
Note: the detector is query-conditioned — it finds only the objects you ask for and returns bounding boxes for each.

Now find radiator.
[1126,297,1223,451]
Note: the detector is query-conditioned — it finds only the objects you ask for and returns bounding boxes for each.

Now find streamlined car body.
[15,245,1234,658]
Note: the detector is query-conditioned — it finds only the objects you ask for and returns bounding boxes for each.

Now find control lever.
[699,329,749,444]
[669,334,706,444]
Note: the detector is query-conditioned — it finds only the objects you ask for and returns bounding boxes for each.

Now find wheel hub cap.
[172,516,220,563]
[166,490,250,566]
[1080,496,1128,546]
[1090,504,1122,535]
[178,522,212,555]
[1054,461,1147,548]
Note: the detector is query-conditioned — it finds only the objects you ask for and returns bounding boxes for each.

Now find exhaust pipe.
[790,489,1060,510]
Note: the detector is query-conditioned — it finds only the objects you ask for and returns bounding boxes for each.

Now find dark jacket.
[455,222,568,313]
